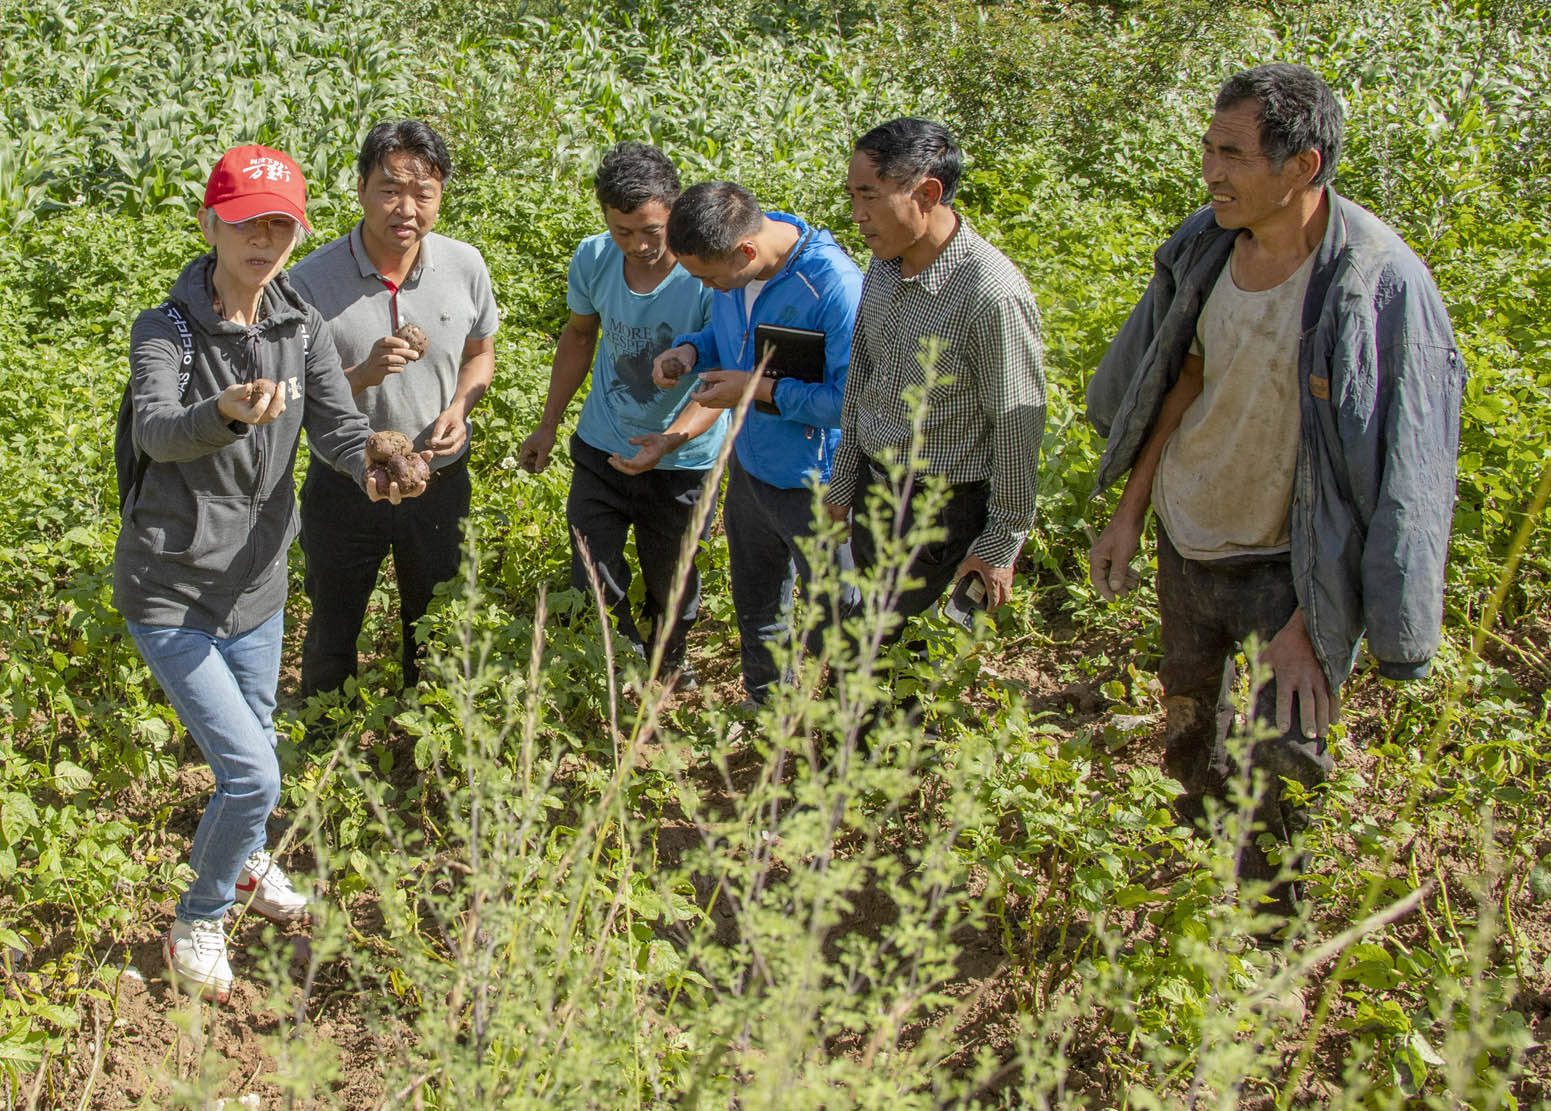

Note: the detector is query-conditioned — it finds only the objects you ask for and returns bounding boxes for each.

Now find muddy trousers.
[1155,527,1334,916]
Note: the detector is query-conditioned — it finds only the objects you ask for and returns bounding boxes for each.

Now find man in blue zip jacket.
[650,182,863,705]
[1086,65,1463,919]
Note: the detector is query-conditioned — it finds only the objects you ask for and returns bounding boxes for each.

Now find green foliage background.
[0,0,1547,1105]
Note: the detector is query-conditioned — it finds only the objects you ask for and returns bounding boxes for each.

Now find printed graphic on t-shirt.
[605,319,677,405]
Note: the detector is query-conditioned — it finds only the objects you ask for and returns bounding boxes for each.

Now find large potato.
[395,323,428,359]
[363,428,428,494]
[365,430,414,463]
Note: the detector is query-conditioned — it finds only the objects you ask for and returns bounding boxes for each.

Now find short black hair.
[593,142,682,213]
[357,120,453,183]
[853,118,962,205]
[1215,64,1343,186]
[666,182,764,261]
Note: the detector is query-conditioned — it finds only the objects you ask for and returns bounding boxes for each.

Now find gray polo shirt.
[291,223,499,469]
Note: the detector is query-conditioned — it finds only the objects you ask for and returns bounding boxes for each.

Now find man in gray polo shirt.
[292,120,499,693]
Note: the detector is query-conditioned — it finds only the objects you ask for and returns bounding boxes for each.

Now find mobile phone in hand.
[943,573,987,630]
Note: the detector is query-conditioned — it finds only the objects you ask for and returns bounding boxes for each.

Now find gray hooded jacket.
[1086,190,1464,690]
[114,254,371,637]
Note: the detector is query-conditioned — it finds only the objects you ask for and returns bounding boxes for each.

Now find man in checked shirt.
[825,118,1045,643]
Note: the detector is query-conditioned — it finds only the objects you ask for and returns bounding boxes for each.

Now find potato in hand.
[395,323,428,360]
[242,377,278,403]
[364,429,430,495]
[366,430,415,463]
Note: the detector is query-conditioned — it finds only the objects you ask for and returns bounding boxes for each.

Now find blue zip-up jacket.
[1087,190,1464,691]
[675,213,863,490]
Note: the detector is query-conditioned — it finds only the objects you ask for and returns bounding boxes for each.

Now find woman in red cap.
[113,145,429,1002]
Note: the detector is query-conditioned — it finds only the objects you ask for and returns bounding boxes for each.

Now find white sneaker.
[235,850,311,925]
[164,918,232,1003]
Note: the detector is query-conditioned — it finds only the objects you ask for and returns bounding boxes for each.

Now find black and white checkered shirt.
[828,217,1046,566]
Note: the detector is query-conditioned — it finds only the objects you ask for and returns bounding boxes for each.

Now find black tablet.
[752,323,826,384]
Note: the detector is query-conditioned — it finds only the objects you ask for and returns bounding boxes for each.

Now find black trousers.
[299,455,469,695]
[848,457,990,642]
[1155,526,1333,910]
[724,456,856,702]
[566,434,711,669]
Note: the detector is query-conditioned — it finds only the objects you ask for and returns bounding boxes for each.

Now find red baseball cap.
[203,145,311,231]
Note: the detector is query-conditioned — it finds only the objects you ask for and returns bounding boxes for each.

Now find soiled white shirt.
[1153,247,1316,560]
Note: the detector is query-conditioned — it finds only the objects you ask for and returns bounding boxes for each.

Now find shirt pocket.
[158,494,250,575]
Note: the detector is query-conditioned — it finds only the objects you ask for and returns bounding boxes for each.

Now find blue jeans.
[129,610,284,922]
[725,456,856,702]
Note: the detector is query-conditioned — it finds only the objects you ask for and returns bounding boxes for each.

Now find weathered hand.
[954,555,1014,610]
[690,369,757,410]
[1088,514,1144,602]
[355,336,417,391]
[1261,609,1335,739]
[609,433,678,475]
[823,501,850,530]
[426,408,467,456]
[652,343,698,389]
[518,426,557,474]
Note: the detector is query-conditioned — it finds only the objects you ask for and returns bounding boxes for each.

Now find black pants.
[566,434,711,669]
[724,456,856,702]
[1155,526,1333,910]
[848,457,989,643]
[836,459,990,746]
[299,455,470,695]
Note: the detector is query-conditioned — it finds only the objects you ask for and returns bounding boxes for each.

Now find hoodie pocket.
[157,495,251,575]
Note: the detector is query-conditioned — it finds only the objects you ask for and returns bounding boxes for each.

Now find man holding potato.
[292,120,499,695]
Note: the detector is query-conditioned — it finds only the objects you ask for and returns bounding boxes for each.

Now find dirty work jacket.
[1086,189,1465,690]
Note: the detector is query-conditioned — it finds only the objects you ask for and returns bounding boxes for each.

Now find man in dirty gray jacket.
[1085,64,1463,922]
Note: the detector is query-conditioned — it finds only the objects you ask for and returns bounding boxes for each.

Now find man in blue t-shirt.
[651,182,862,704]
[519,144,723,685]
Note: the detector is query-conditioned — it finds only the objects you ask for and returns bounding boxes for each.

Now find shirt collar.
[907,212,973,295]
[348,222,432,282]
